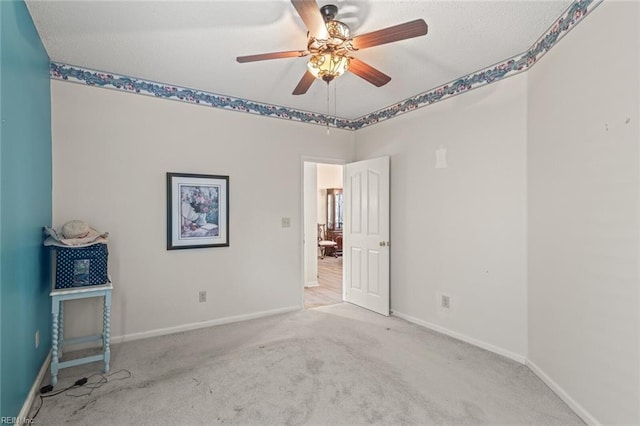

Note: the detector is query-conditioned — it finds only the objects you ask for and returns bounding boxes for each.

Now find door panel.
[367,170,380,234]
[344,156,390,316]
[350,247,362,290]
[350,173,362,233]
[368,250,380,296]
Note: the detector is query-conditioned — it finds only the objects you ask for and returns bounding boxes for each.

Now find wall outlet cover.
[435,146,448,169]
[441,294,451,309]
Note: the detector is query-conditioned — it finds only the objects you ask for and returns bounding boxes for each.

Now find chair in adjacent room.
[317,223,338,259]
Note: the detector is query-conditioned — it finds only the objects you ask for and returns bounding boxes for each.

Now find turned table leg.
[103,291,111,374]
[58,300,64,359]
[51,298,60,386]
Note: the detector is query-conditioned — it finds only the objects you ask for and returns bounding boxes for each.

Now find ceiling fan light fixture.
[307,53,350,83]
[326,20,350,43]
[238,1,428,95]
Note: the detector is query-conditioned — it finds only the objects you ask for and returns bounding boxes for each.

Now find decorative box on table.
[51,243,109,289]
[44,220,110,289]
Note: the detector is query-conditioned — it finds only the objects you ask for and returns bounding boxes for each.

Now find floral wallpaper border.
[350,0,602,129]
[50,0,602,131]
[49,63,352,129]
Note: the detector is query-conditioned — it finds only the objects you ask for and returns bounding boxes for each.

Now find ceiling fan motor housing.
[326,20,350,43]
[308,20,352,53]
[308,5,352,57]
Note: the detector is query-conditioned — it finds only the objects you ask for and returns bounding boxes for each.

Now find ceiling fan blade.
[237,50,308,63]
[351,19,428,50]
[348,57,391,87]
[291,0,329,39]
[292,70,316,95]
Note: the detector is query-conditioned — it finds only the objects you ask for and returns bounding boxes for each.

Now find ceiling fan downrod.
[320,4,338,22]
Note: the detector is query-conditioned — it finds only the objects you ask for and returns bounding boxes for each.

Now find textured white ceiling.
[26,0,572,119]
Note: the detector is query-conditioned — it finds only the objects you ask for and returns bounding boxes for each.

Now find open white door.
[343,156,390,316]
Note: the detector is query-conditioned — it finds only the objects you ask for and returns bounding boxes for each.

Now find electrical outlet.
[281,217,291,228]
[441,294,450,309]
[199,291,207,303]
[35,330,40,349]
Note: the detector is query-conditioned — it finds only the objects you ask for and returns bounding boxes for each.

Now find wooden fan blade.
[351,19,428,50]
[348,57,391,87]
[292,70,316,95]
[237,50,308,63]
[291,0,329,39]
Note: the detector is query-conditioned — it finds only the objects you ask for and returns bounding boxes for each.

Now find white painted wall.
[354,73,528,360]
[303,162,318,287]
[48,4,640,422]
[317,163,343,188]
[527,2,639,424]
[51,81,355,340]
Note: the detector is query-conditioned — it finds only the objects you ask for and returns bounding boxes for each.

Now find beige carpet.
[30,303,583,425]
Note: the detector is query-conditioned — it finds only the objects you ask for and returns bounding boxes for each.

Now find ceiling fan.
[237,0,428,95]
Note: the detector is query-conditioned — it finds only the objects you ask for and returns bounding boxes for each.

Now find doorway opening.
[303,162,344,309]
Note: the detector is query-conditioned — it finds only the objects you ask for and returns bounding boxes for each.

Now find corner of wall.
[526,2,639,423]
[0,1,4,416]
[0,0,53,419]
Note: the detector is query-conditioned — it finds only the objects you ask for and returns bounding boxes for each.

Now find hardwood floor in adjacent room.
[305,256,342,309]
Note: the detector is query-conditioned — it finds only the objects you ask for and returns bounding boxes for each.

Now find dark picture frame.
[167,172,229,250]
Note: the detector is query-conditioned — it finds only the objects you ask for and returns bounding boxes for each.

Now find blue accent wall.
[0,0,52,418]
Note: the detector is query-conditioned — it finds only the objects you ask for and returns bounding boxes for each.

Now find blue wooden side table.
[49,283,112,386]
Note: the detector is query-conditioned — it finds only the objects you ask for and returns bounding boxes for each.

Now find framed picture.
[167,172,229,250]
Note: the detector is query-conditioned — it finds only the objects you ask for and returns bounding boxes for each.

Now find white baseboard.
[18,350,51,424]
[110,305,301,345]
[391,310,526,364]
[305,281,319,288]
[391,311,600,425]
[526,359,601,426]
[62,306,301,351]
[20,307,600,426]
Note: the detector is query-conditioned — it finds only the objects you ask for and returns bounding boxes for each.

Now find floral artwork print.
[180,185,219,238]
[167,173,229,249]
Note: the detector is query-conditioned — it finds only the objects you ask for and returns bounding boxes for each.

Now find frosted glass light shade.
[307,54,350,82]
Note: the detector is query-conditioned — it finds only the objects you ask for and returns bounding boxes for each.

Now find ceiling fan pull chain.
[334,81,337,129]
[326,81,330,135]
